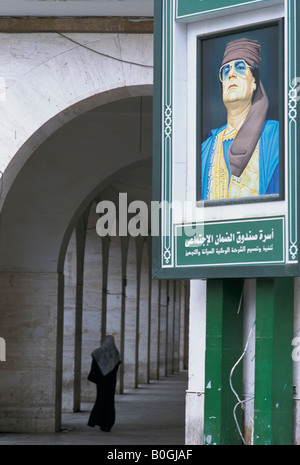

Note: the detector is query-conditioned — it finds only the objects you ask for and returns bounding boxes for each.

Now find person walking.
[87,335,122,432]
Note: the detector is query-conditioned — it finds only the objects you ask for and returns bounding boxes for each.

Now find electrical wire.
[237,285,244,314]
[56,32,153,68]
[229,319,256,445]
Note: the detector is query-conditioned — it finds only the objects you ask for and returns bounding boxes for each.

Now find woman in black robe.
[87,335,121,432]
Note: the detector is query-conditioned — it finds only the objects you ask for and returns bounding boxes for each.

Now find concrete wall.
[0,272,63,432]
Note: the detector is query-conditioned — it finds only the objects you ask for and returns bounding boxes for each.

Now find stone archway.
[0,32,153,433]
[0,32,153,211]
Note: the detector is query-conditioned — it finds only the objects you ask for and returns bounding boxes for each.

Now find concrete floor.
[0,371,188,445]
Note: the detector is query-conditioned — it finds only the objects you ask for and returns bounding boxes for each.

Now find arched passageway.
[61,187,189,413]
[0,91,189,433]
[0,31,189,435]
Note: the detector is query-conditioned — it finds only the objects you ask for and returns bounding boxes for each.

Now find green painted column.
[204,278,244,445]
[254,277,294,445]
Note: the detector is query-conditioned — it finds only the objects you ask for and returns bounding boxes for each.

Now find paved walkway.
[0,371,188,445]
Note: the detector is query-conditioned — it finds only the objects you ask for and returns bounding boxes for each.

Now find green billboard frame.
[175,0,274,20]
[152,0,300,279]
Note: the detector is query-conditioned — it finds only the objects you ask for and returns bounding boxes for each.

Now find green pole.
[254,277,294,445]
[204,278,244,445]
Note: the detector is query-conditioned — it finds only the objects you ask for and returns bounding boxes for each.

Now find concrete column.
[185,279,206,445]
[81,207,103,403]
[167,280,174,375]
[106,236,122,343]
[100,236,110,342]
[73,218,86,412]
[106,235,122,393]
[180,280,189,371]
[173,280,181,373]
[62,231,77,412]
[138,239,150,384]
[0,272,64,433]
[119,236,129,394]
[124,238,137,389]
[159,280,168,378]
[150,278,159,380]
[134,238,141,388]
[243,279,256,445]
[146,237,152,382]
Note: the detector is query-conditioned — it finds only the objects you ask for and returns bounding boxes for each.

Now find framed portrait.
[197,21,284,205]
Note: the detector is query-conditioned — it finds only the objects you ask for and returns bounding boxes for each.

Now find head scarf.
[221,38,269,177]
[91,335,121,376]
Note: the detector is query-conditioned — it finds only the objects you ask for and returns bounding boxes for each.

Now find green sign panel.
[153,0,299,278]
[175,217,284,267]
[176,0,271,19]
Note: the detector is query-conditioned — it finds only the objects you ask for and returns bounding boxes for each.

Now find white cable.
[229,319,256,445]
[233,396,254,445]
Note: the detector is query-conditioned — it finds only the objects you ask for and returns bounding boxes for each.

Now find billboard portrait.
[154,0,300,278]
[197,22,283,203]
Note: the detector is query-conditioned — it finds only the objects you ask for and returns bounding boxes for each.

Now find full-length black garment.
[87,336,121,432]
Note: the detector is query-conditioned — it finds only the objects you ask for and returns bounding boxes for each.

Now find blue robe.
[201,120,279,200]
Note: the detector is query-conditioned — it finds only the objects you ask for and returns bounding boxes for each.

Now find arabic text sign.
[175,217,284,267]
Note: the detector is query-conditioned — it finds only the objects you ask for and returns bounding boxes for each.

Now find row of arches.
[61,201,189,412]
[0,30,185,433]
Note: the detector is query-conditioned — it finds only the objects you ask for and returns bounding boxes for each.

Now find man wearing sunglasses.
[201,38,279,200]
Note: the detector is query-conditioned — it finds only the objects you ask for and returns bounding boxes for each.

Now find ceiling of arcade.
[0,95,153,273]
